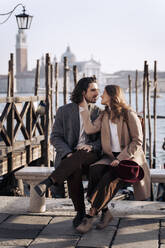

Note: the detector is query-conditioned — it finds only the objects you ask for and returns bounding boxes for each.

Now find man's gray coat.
[50,102,101,168]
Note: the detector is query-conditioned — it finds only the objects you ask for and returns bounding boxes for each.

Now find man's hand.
[77,144,93,152]
[110,159,119,167]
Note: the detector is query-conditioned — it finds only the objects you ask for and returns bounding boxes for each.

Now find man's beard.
[85,97,98,104]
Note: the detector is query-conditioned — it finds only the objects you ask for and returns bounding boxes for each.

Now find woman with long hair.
[76,85,151,233]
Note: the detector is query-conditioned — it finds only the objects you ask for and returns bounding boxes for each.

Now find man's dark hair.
[70,77,97,104]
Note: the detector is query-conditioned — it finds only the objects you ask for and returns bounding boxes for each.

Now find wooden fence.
[0,95,46,175]
[0,53,55,177]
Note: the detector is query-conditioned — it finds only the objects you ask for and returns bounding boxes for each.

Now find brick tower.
[15,30,27,75]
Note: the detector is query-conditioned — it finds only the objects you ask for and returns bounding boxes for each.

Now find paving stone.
[112,227,158,248]
[0,227,42,239]
[160,227,165,244]
[161,219,165,227]
[0,213,9,224]
[1,215,52,230]
[112,239,158,248]
[119,217,159,230]
[77,227,116,248]
[39,216,79,237]
[29,237,79,248]
[0,215,52,246]
[0,238,32,246]
[0,246,25,248]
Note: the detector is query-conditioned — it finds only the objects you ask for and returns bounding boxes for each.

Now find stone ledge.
[0,196,165,218]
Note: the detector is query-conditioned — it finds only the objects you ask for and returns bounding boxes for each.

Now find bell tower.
[15,30,27,75]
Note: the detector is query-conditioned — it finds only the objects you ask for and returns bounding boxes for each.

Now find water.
[0,92,165,167]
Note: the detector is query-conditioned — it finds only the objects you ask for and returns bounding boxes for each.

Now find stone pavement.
[0,196,165,248]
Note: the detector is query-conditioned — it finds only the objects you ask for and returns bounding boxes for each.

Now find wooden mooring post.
[128,74,132,106]
[146,65,153,168]
[73,65,78,87]
[7,53,14,97]
[34,59,40,96]
[63,56,69,105]
[143,61,147,154]
[153,61,157,168]
[7,54,14,173]
[50,64,54,125]
[45,53,51,167]
[54,62,59,111]
[135,70,138,113]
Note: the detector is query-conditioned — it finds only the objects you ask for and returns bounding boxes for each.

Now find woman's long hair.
[105,85,131,121]
[70,77,96,104]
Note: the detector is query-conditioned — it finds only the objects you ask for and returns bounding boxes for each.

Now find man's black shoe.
[34,178,53,197]
[73,211,86,228]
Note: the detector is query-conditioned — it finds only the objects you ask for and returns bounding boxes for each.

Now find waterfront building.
[0,75,8,94]
[1,30,165,93]
[0,30,102,93]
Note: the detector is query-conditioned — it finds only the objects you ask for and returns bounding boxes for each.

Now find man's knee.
[89,164,106,179]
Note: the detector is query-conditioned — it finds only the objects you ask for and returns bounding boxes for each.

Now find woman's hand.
[110,159,119,167]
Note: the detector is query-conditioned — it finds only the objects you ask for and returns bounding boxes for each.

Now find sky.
[0,0,165,75]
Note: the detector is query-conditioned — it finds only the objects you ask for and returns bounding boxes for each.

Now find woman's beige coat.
[81,109,151,200]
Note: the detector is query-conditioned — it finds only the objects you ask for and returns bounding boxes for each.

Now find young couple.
[34,77,151,234]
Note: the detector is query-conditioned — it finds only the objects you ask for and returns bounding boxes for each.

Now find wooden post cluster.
[128,61,159,168]
[142,61,158,168]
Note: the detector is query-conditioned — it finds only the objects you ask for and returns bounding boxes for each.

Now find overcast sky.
[0,0,165,74]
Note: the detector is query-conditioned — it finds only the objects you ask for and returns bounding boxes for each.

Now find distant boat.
[151,94,162,98]
[150,88,162,98]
